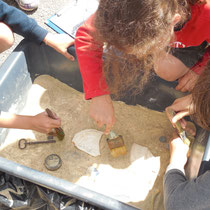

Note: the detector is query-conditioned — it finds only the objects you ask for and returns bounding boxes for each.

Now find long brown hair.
[192,60,210,131]
[93,0,194,97]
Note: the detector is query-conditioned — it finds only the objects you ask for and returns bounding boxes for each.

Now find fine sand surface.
[0,75,174,210]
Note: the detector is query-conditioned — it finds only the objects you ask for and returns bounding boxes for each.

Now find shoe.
[15,0,39,11]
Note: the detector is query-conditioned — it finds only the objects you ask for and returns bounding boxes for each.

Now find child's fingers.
[176,71,198,93]
[180,118,187,129]
[64,50,75,61]
[172,110,189,124]
[104,124,113,135]
[184,121,196,136]
[177,78,189,92]
[48,131,57,136]
[176,77,188,91]
[50,118,61,127]
[96,120,104,128]
[165,103,182,117]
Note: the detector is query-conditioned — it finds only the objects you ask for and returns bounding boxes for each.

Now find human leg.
[0,23,14,53]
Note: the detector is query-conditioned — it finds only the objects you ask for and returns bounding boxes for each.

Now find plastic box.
[0,40,209,209]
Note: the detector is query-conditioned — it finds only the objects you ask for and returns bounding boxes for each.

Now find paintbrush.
[45,108,65,141]
[107,130,127,158]
[167,108,195,146]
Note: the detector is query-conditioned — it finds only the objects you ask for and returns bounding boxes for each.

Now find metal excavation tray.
[0,40,209,209]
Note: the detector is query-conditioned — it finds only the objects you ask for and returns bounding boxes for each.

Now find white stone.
[72,129,103,157]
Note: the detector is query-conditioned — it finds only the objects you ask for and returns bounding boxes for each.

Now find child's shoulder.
[192,0,210,19]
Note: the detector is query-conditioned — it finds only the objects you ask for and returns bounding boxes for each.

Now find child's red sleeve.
[192,47,210,75]
[75,13,110,100]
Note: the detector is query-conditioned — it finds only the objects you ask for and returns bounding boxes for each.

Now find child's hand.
[176,70,199,92]
[43,33,75,61]
[166,94,194,126]
[90,95,115,135]
[169,132,189,167]
[30,111,61,134]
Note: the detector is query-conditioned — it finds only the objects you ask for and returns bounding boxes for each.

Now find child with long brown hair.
[164,60,210,210]
[75,0,210,134]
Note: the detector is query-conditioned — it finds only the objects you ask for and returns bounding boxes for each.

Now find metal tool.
[167,108,195,146]
[18,138,56,149]
[45,108,65,140]
[44,154,62,171]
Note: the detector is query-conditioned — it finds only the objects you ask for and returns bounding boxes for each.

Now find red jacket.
[75,14,109,99]
[75,2,210,99]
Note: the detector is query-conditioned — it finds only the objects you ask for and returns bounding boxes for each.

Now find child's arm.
[0,0,74,60]
[164,134,210,210]
[75,13,115,134]
[0,0,47,44]
[0,111,61,134]
[75,13,109,100]
[43,33,75,61]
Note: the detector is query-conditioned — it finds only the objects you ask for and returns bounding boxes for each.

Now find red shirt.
[75,2,210,99]
[174,2,210,74]
[174,2,210,47]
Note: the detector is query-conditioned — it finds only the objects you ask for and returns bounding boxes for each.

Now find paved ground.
[0,0,73,66]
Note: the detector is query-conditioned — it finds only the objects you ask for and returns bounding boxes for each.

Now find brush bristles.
[110,146,127,158]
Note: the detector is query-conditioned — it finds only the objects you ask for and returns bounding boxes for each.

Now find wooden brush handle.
[167,108,193,146]
[46,108,57,119]
[45,108,65,140]
[167,108,184,134]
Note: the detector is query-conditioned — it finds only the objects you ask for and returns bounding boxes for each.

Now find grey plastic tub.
[0,39,209,209]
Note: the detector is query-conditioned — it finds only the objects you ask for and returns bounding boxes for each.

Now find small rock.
[159,136,167,143]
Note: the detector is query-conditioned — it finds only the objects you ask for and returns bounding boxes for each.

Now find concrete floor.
[0,0,73,66]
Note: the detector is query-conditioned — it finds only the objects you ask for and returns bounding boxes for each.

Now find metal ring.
[44,154,62,171]
[18,138,27,149]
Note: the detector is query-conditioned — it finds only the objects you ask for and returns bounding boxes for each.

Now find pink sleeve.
[75,13,110,99]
